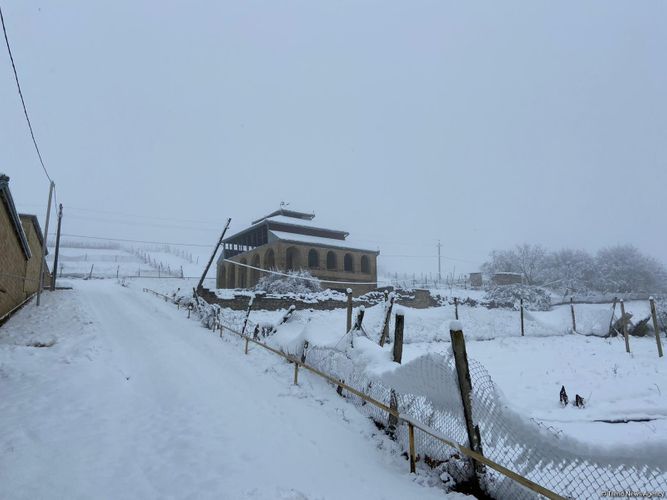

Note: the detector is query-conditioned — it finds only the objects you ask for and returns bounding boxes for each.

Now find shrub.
[255,269,322,295]
[483,284,551,311]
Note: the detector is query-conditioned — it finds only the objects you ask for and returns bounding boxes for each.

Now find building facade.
[0,174,50,319]
[216,209,379,294]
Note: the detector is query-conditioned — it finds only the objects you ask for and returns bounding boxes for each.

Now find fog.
[2,1,666,277]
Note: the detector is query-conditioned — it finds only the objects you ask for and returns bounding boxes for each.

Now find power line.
[0,5,53,184]
[50,233,214,248]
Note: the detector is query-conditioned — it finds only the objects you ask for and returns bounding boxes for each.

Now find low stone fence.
[197,287,442,311]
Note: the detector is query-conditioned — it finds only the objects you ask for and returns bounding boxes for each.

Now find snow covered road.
[0,281,464,499]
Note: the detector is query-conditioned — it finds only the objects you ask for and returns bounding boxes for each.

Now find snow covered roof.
[252,209,315,225]
[268,230,379,254]
[0,175,32,259]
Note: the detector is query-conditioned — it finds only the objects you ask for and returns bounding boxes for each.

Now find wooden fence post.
[450,325,485,485]
[350,308,365,348]
[293,362,299,385]
[608,297,618,336]
[241,295,255,335]
[388,313,404,435]
[408,422,416,473]
[649,297,664,358]
[346,289,353,333]
[520,298,525,336]
[393,313,404,364]
[454,297,459,320]
[379,293,395,347]
[570,297,576,333]
[620,299,630,353]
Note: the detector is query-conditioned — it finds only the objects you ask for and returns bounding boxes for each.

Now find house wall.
[0,202,29,317]
[20,217,50,294]
[216,241,379,295]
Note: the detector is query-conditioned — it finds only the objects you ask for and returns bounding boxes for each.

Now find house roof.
[19,213,48,255]
[0,175,32,259]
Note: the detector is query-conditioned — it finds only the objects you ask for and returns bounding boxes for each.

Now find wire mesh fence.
[302,344,667,499]
[168,289,667,499]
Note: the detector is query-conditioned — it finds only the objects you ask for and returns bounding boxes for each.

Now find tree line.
[481,244,667,294]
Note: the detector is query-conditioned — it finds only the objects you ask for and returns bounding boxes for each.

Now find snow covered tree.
[594,245,667,293]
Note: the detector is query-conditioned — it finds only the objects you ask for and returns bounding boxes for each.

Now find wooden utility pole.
[197,218,231,291]
[50,203,63,290]
[36,181,54,306]
[649,297,664,358]
[437,240,442,284]
[520,298,525,336]
[450,326,484,485]
[569,297,576,333]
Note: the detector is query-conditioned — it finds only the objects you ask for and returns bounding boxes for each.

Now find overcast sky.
[2,1,666,277]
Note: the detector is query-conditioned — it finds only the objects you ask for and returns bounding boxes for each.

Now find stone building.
[492,272,523,286]
[216,209,380,294]
[0,174,50,319]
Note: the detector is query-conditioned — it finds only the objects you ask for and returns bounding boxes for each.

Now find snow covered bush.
[255,269,322,295]
[483,284,551,311]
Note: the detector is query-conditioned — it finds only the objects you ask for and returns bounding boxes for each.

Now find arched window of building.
[239,258,248,288]
[286,246,301,271]
[250,254,261,285]
[326,251,337,270]
[344,253,354,272]
[265,248,276,269]
[361,255,370,273]
[227,264,236,288]
[308,249,319,269]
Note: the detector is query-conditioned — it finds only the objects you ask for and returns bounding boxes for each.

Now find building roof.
[19,213,48,255]
[268,230,379,254]
[224,209,349,244]
[252,208,315,225]
[0,175,32,259]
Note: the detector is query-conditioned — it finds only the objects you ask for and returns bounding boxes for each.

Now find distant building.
[0,174,51,319]
[469,272,483,288]
[216,209,379,294]
[492,272,523,286]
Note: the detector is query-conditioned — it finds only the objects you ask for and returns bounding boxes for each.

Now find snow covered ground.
[46,243,213,280]
[0,280,469,500]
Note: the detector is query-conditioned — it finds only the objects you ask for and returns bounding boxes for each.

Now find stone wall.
[197,287,441,312]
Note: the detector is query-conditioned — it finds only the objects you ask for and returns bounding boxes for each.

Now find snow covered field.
[46,243,213,280]
[0,281,467,500]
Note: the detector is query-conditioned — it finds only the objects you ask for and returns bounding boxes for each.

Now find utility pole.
[50,203,63,291]
[36,181,54,306]
[437,240,442,284]
[197,218,232,291]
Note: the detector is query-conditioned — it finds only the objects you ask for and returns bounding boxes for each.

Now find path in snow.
[0,280,466,500]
